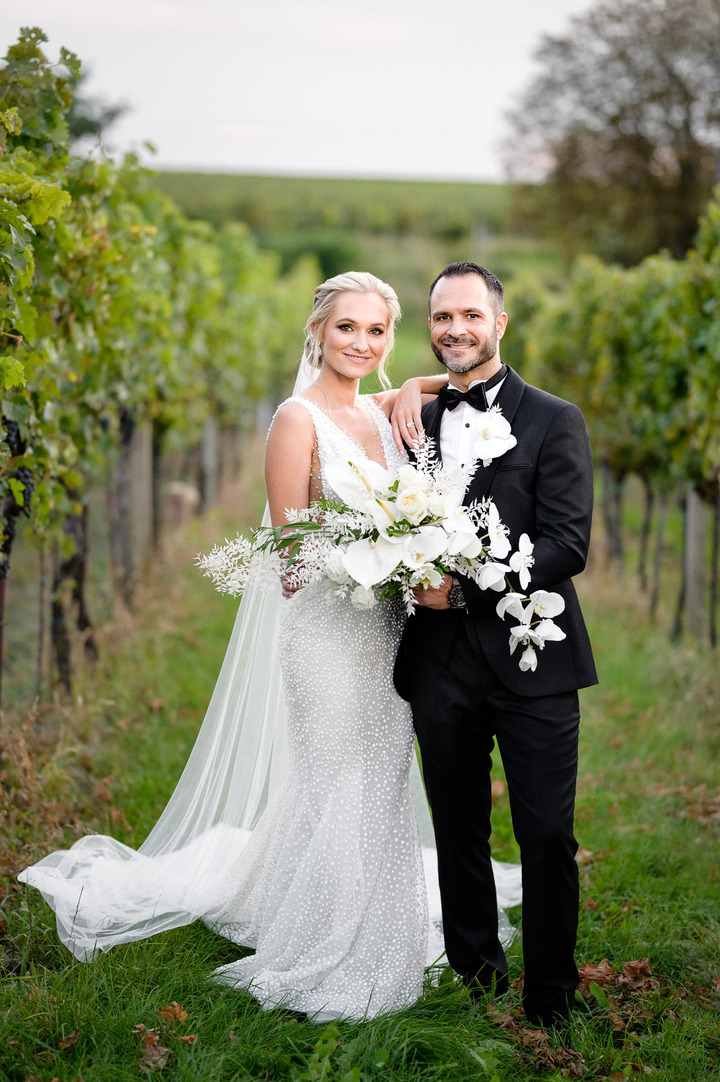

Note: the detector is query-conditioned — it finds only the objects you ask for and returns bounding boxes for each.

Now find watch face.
[449,582,465,609]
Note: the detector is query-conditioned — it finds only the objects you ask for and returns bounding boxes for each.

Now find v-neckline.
[298,395,389,469]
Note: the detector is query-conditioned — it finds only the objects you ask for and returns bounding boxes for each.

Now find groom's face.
[428,275,507,378]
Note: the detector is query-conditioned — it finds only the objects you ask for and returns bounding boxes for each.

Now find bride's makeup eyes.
[335,323,385,335]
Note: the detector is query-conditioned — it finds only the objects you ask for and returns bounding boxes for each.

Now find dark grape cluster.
[1,465,35,579]
[3,417,25,456]
[14,466,35,515]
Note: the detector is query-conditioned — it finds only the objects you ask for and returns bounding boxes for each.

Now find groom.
[393,262,597,1028]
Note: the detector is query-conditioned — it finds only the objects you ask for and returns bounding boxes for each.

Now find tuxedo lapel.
[465,366,526,503]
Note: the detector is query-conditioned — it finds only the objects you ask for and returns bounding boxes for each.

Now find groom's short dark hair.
[428,262,504,315]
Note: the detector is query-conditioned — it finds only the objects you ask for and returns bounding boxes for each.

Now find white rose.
[397,464,426,491]
[395,486,429,525]
[351,584,379,609]
[427,491,447,517]
[325,549,352,585]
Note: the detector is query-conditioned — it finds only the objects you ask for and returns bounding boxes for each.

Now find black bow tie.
[438,366,507,413]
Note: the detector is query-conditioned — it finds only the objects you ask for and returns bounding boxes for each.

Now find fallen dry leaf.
[134,1025,171,1072]
[58,1028,80,1050]
[157,1001,188,1024]
[134,1024,158,1042]
[138,1041,170,1071]
[491,779,506,799]
[578,958,617,992]
[517,1024,587,1076]
[620,958,658,992]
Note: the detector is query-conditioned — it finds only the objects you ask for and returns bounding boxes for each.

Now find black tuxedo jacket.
[394,365,598,699]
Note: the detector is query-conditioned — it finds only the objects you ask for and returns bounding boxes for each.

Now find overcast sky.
[2,0,595,181]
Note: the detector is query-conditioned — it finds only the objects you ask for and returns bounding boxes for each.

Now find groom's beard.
[431,329,498,375]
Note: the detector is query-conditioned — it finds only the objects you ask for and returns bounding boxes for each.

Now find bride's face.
[318,292,389,381]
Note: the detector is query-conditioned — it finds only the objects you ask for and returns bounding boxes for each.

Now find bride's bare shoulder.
[267,398,315,447]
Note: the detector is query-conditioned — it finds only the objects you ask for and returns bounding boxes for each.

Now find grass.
[1,466,719,1080]
[151,174,513,239]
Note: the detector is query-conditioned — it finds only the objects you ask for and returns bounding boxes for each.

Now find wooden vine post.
[683,489,708,641]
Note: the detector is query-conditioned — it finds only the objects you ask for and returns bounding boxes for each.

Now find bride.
[19,271,521,1022]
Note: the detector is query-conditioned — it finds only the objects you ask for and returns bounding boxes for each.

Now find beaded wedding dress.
[19,392,522,1023]
[211,396,430,1019]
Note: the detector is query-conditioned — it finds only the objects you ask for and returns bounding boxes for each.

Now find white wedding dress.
[18,393,522,1023]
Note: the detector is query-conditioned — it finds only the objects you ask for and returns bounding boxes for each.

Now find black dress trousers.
[406,611,581,1022]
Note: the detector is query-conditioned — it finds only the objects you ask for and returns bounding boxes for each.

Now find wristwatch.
[448,577,466,610]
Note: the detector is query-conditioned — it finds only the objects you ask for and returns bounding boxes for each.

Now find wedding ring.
[407,420,416,427]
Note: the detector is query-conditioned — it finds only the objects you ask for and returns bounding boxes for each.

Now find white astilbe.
[195,538,281,597]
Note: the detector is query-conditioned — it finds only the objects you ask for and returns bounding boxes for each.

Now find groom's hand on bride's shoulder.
[413,574,452,610]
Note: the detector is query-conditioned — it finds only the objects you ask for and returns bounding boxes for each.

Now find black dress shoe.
[524,1008,571,1031]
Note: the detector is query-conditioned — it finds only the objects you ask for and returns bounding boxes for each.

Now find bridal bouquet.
[197,435,567,673]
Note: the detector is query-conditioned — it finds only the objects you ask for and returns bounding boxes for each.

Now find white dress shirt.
[439,376,507,471]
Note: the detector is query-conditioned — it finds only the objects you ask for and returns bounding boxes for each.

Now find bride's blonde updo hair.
[302,271,401,390]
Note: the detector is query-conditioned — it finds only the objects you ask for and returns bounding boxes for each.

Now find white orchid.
[509,623,543,653]
[471,408,518,467]
[485,502,512,560]
[400,526,449,570]
[496,592,528,621]
[534,618,567,643]
[475,561,511,592]
[442,491,485,559]
[446,529,484,560]
[519,645,538,672]
[509,533,534,590]
[508,596,566,673]
[410,566,445,589]
[527,590,566,619]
